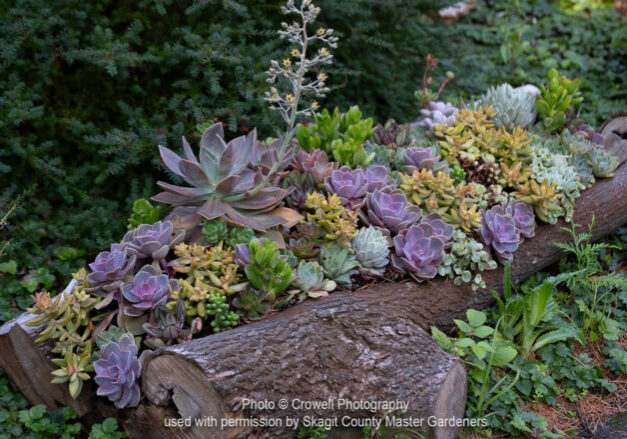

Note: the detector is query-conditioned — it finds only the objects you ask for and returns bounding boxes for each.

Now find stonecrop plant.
[20,0,621,418]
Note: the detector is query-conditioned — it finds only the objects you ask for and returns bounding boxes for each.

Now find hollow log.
[0,160,625,439]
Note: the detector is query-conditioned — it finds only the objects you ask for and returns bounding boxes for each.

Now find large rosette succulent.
[361,190,421,236]
[152,123,298,231]
[112,220,184,261]
[324,166,368,209]
[480,205,522,262]
[364,165,397,192]
[249,138,293,184]
[391,223,445,281]
[94,333,141,409]
[87,250,136,292]
[400,147,445,174]
[121,265,178,317]
[420,212,454,244]
[504,200,535,239]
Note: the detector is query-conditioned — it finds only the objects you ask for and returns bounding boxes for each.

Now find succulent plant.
[143,300,202,348]
[232,288,271,320]
[319,244,358,287]
[574,124,604,145]
[93,333,142,408]
[290,149,338,185]
[503,200,535,239]
[152,123,296,231]
[415,101,458,134]
[370,120,415,150]
[121,265,177,317]
[127,199,162,230]
[587,147,619,178]
[478,83,537,129]
[351,227,390,277]
[324,166,368,209]
[296,106,375,168]
[398,169,482,232]
[50,343,94,398]
[170,242,247,319]
[361,190,421,236]
[391,223,446,281]
[480,204,522,262]
[437,230,497,291]
[282,170,316,209]
[243,238,294,302]
[305,192,358,248]
[202,218,229,244]
[286,222,325,259]
[227,225,255,248]
[292,260,337,297]
[513,178,564,224]
[535,69,583,133]
[363,165,397,192]
[364,143,395,167]
[87,250,136,292]
[249,138,293,183]
[204,293,239,333]
[419,212,455,243]
[112,220,184,262]
[399,146,446,174]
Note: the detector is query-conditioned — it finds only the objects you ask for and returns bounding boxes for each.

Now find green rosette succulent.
[244,238,294,302]
[232,289,271,320]
[319,244,358,288]
[479,83,537,129]
[292,260,336,298]
[351,227,390,277]
[227,226,255,248]
[535,69,583,133]
[202,218,229,244]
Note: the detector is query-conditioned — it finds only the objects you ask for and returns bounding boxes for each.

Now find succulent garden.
[0,0,625,438]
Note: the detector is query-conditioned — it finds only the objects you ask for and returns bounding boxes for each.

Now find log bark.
[0,160,625,439]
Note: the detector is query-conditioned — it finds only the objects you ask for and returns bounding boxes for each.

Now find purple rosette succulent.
[364,165,397,192]
[420,212,454,243]
[504,200,535,239]
[401,147,444,174]
[94,333,141,408]
[87,250,136,287]
[362,190,421,236]
[121,265,177,317]
[391,223,445,281]
[324,166,368,209]
[112,220,184,261]
[291,149,338,184]
[480,205,521,262]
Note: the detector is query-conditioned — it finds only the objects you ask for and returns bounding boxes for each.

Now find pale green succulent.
[478,83,537,129]
[437,230,497,291]
[292,261,336,295]
[319,245,358,288]
[529,144,584,222]
[351,226,390,277]
[588,147,619,178]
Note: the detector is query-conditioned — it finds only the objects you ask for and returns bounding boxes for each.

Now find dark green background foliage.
[0,0,625,320]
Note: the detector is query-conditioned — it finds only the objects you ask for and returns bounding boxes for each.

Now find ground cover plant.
[0,0,625,437]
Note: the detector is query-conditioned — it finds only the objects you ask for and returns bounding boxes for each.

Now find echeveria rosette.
[391,223,445,281]
[363,165,397,192]
[87,250,136,291]
[401,147,445,174]
[504,200,535,239]
[480,206,521,263]
[152,123,295,232]
[290,149,338,185]
[93,333,141,409]
[420,212,454,244]
[112,220,184,261]
[324,166,368,209]
[361,190,421,236]
[121,265,178,317]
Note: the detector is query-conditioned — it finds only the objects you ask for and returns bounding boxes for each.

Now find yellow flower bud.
[283,58,291,67]
[317,28,325,36]
[286,94,294,103]
[291,49,300,57]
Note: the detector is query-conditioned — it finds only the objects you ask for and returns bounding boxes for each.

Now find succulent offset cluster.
[415,101,458,134]
[305,192,359,247]
[438,230,497,291]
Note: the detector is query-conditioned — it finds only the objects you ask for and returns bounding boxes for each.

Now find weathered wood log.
[1,160,625,438]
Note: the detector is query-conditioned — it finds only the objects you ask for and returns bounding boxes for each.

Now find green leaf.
[492,342,518,366]
[472,325,494,338]
[454,337,475,349]
[454,319,473,333]
[0,260,17,274]
[471,341,493,359]
[430,326,451,350]
[466,309,486,327]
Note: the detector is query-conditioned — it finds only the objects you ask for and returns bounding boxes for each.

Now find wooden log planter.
[1,150,626,439]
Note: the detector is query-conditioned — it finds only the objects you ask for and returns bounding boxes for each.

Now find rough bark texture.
[0,158,625,439]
